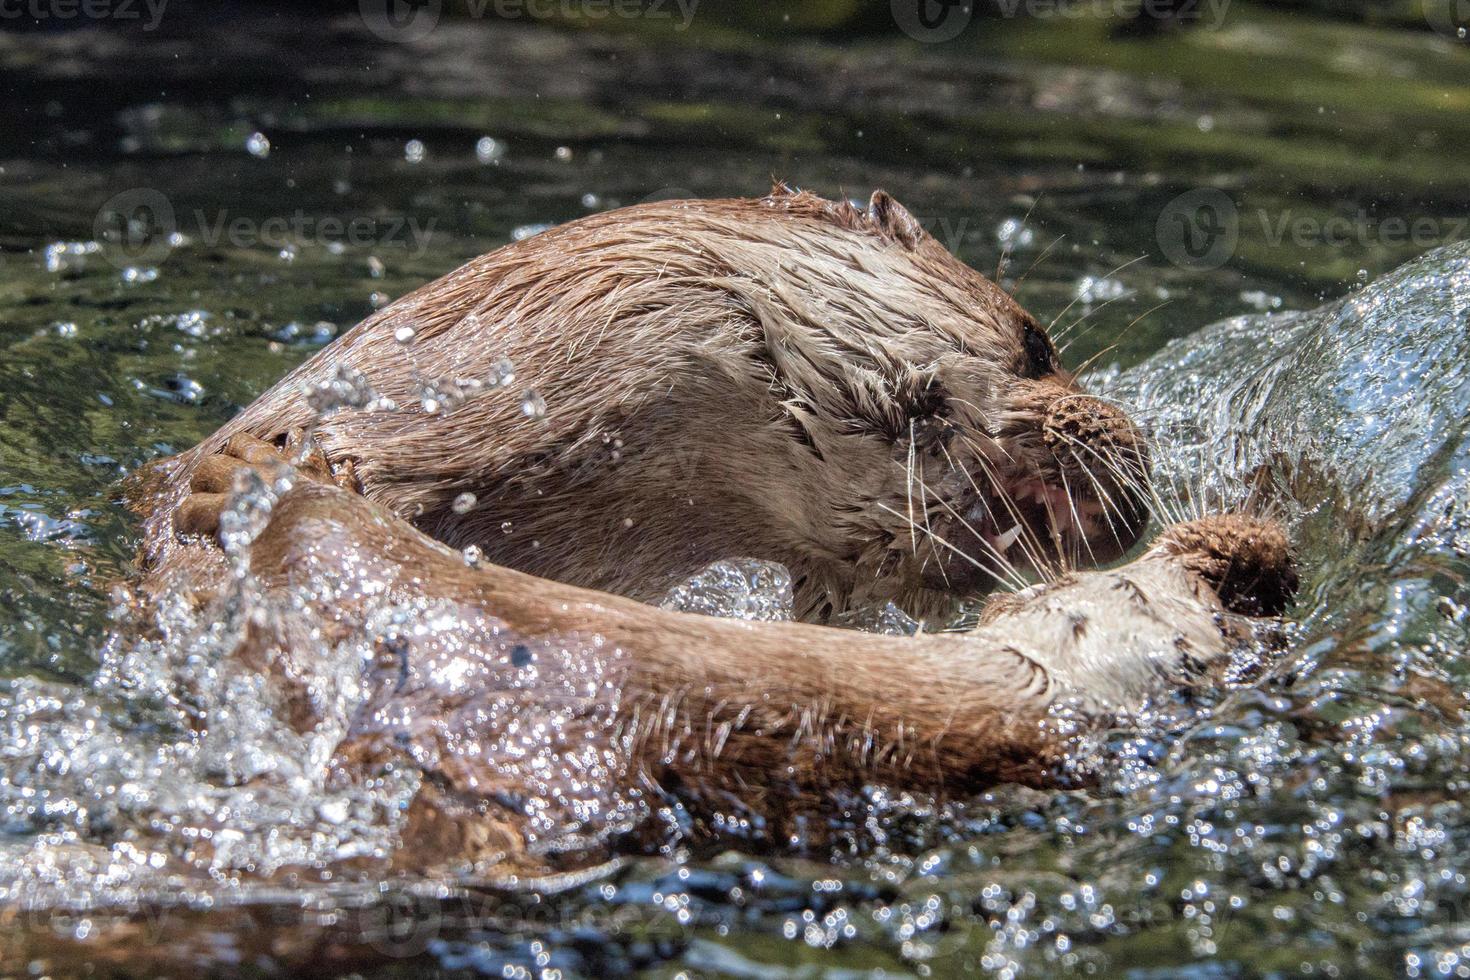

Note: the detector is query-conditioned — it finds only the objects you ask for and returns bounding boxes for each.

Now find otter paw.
[177,432,337,539]
[176,435,282,538]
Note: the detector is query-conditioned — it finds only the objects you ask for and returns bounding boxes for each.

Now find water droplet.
[404,139,426,164]
[394,325,416,344]
[554,146,572,162]
[622,517,634,529]
[512,223,553,241]
[462,544,483,566]
[500,520,514,534]
[475,136,505,164]
[581,192,600,209]
[367,256,385,279]
[492,357,516,386]
[520,389,546,420]
[245,132,270,158]
[452,492,477,514]
[317,799,349,824]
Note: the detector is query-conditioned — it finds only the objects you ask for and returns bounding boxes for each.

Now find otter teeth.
[994,524,1024,552]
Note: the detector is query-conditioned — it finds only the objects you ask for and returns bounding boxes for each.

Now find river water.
[1,5,1468,976]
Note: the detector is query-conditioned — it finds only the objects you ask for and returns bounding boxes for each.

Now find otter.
[132,186,1149,622]
[171,437,1295,881]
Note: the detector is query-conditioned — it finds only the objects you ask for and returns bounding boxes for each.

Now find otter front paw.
[176,431,340,540]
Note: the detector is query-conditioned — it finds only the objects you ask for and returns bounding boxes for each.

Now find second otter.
[137,186,1149,621]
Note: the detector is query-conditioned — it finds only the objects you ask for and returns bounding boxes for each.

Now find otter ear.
[867,190,927,250]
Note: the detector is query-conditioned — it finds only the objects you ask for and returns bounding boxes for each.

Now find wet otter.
[134,186,1149,621]
[177,438,1295,880]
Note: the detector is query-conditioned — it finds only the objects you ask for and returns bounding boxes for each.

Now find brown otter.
[174,438,1295,881]
[133,186,1149,622]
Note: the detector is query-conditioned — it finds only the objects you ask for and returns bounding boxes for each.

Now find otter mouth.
[920,474,1146,592]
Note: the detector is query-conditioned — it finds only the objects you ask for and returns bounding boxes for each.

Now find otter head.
[734,188,1151,621]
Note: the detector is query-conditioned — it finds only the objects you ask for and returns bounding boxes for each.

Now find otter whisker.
[934,437,1029,581]
[1066,444,1141,558]
[1053,428,1176,529]
[1056,468,1096,572]
[1013,234,1066,290]
[914,450,953,590]
[947,403,1017,465]
[936,442,1028,589]
[1048,254,1148,342]
[967,448,1060,582]
[905,419,919,558]
[916,463,1031,593]
[875,501,1026,593]
[996,195,1041,282]
[1066,300,1171,375]
[1054,291,1134,351]
[960,436,1057,577]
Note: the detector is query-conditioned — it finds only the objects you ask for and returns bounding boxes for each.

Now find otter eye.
[1022,323,1055,379]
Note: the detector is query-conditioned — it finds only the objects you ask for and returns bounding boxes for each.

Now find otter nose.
[1038,394,1151,562]
[1042,395,1145,463]
[1155,514,1298,617]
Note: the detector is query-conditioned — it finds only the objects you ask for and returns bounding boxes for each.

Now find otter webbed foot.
[176,430,345,541]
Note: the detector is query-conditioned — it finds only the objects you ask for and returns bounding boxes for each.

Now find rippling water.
[3,5,1470,977]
